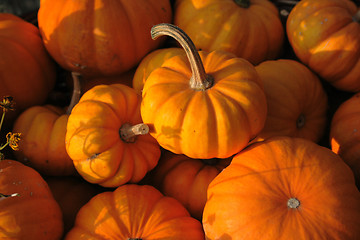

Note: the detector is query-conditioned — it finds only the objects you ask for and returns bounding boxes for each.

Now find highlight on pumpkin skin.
[141,23,267,159]
[65,83,161,188]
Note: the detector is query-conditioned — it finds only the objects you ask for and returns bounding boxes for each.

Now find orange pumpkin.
[133,47,185,95]
[12,73,82,176]
[148,150,231,220]
[0,159,63,240]
[173,0,285,65]
[65,84,161,187]
[330,92,360,187]
[203,136,360,240]
[0,13,56,124]
[37,0,173,77]
[253,59,328,143]
[141,23,267,159]
[65,184,205,240]
[287,0,360,92]
[12,104,76,176]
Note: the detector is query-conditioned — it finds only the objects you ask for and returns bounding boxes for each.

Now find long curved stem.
[66,72,82,115]
[151,23,213,91]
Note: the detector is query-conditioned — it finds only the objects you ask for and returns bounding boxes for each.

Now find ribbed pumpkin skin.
[0,13,56,123]
[174,0,284,65]
[0,160,63,240]
[65,84,161,187]
[254,59,328,143]
[148,150,231,220]
[133,47,185,95]
[286,0,360,92]
[141,50,267,159]
[13,105,76,176]
[65,184,205,240]
[330,92,360,187]
[37,0,172,77]
[203,137,360,240]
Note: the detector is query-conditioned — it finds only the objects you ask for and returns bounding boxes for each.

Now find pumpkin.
[253,59,328,143]
[173,0,285,65]
[65,184,205,240]
[0,13,56,125]
[0,159,63,240]
[46,176,102,236]
[202,136,360,240]
[330,92,360,188]
[65,83,161,188]
[148,150,231,220]
[133,47,185,95]
[141,23,267,159]
[12,73,83,176]
[286,0,360,92]
[37,0,173,77]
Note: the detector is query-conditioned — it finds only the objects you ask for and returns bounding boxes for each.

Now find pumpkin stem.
[296,114,305,129]
[66,72,82,115]
[233,0,250,8]
[120,123,149,143]
[353,10,360,23]
[287,197,300,209]
[151,23,214,91]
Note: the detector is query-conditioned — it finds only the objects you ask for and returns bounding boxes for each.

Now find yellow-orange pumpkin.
[65,84,161,187]
[141,23,267,159]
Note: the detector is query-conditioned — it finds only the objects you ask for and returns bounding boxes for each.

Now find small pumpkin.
[202,136,360,240]
[287,0,360,92]
[330,92,360,188]
[12,73,82,176]
[0,13,56,124]
[65,83,161,188]
[133,47,185,95]
[12,104,76,176]
[0,159,63,240]
[148,150,231,220]
[141,23,267,159]
[37,0,173,77]
[173,0,285,65]
[65,184,205,240]
[253,59,328,143]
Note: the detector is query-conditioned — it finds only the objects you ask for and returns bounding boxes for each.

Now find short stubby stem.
[287,197,300,209]
[120,123,149,143]
[296,114,305,129]
[233,0,250,8]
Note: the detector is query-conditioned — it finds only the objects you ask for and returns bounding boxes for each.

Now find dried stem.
[66,72,82,115]
[120,123,149,143]
[151,23,213,91]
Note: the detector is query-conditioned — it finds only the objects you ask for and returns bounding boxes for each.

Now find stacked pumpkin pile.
[1,0,360,239]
